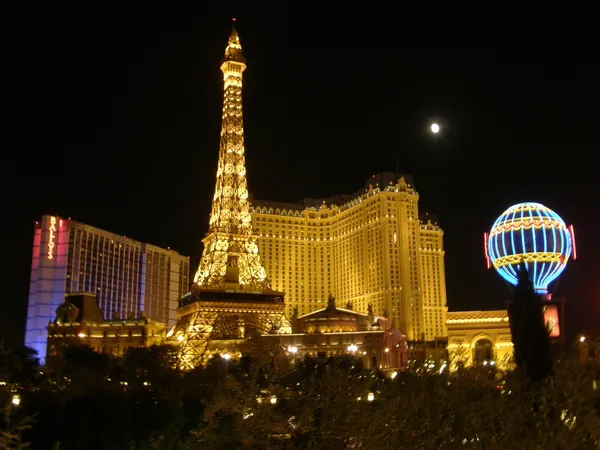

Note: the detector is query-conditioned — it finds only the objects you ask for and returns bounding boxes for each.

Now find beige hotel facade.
[250,171,447,342]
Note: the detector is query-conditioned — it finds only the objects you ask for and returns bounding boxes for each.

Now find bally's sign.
[48,216,57,260]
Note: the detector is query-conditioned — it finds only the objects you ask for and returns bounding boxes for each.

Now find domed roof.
[296,296,371,333]
[301,308,360,323]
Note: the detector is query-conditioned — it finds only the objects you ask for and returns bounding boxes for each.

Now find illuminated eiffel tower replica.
[168,22,291,370]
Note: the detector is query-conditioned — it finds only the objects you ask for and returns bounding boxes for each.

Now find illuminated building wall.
[419,218,448,341]
[25,215,190,361]
[446,310,513,370]
[47,318,166,359]
[47,293,166,359]
[250,172,448,341]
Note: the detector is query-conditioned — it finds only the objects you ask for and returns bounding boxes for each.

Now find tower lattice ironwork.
[194,22,269,291]
[167,23,290,370]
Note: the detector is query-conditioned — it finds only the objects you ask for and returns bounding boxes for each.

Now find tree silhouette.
[118,346,185,448]
[507,263,554,382]
[0,345,40,387]
[0,405,31,450]
[7,338,600,448]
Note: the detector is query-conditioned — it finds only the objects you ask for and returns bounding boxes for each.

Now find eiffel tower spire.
[167,23,289,370]
[194,21,270,291]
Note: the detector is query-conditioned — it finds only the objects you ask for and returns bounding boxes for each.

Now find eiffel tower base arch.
[166,287,291,371]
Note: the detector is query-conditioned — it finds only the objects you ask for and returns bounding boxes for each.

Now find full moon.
[431,123,440,133]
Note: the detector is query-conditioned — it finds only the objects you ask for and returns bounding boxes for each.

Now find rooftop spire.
[223,18,245,64]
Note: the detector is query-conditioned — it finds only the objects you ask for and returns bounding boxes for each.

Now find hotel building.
[250,172,448,341]
[26,215,190,361]
[46,293,167,360]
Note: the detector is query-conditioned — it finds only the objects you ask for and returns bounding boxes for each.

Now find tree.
[46,344,114,393]
[507,263,554,382]
[6,340,600,448]
[0,405,31,449]
[0,345,40,388]
[118,346,185,448]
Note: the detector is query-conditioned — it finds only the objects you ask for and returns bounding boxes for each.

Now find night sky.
[4,5,599,344]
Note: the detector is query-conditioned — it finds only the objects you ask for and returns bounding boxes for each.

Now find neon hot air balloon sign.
[484,202,576,295]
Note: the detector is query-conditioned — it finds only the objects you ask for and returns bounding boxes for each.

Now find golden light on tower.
[167,22,290,370]
[193,20,270,291]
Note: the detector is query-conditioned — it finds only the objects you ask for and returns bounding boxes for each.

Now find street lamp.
[430,123,440,134]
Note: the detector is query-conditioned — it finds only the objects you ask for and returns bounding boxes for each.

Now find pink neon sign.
[47,216,57,260]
